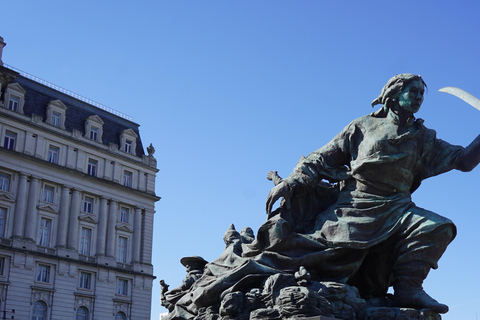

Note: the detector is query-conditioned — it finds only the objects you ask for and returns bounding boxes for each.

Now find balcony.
[0,238,11,246]
[79,254,96,263]
[116,262,133,270]
[37,246,56,255]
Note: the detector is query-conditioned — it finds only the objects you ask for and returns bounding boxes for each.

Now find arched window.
[76,306,88,320]
[115,311,126,320]
[32,301,47,320]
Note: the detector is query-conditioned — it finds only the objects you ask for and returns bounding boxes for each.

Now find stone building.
[0,37,159,319]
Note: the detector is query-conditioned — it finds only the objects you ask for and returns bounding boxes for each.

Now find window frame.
[0,173,10,192]
[3,130,16,150]
[79,227,92,256]
[0,207,6,239]
[87,159,98,177]
[51,111,61,127]
[83,196,94,214]
[38,217,52,247]
[84,115,104,143]
[8,95,19,112]
[35,264,52,283]
[78,271,93,290]
[119,206,129,223]
[3,82,26,114]
[89,126,99,141]
[46,100,67,129]
[116,278,129,296]
[43,185,55,203]
[119,129,138,156]
[123,171,132,188]
[116,236,128,263]
[47,145,59,164]
[76,306,89,320]
[32,300,47,320]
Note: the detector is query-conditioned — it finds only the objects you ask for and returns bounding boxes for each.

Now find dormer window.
[52,112,61,127]
[124,140,132,153]
[46,100,67,129]
[90,126,99,141]
[84,115,104,143]
[3,83,26,114]
[119,129,138,155]
[8,95,19,111]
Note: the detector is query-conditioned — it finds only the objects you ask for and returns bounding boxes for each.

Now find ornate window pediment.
[120,129,138,155]
[37,204,58,214]
[79,214,97,224]
[46,100,67,129]
[115,224,133,233]
[84,115,104,143]
[0,193,15,203]
[3,82,26,114]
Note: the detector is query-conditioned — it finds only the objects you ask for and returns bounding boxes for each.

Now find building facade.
[0,37,159,320]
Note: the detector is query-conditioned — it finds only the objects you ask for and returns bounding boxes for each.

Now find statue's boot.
[393,262,449,314]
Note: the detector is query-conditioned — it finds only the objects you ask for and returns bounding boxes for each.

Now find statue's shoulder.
[347,114,377,130]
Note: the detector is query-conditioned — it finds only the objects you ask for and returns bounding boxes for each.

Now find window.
[0,257,5,275]
[119,207,129,223]
[36,264,51,283]
[124,140,132,154]
[83,196,93,213]
[8,95,19,112]
[3,131,16,150]
[38,218,52,247]
[32,301,47,320]
[4,83,26,114]
[119,129,138,156]
[84,115,104,143]
[87,159,97,176]
[46,100,67,129]
[90,126,99,141]
[117,278,128,295]
[76,307,88,320]
[0,208,6,238]
[80,228,91,256]
[117,237,127,263]
[48,145,59,164]
[123,171,132,187]
[43,186,54,203]
[51,111,61,127]
[79,272,92,290]
[0,173,9,191]
[115,312,127,320]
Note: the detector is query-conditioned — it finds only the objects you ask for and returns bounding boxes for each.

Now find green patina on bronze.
[162,74,480,320]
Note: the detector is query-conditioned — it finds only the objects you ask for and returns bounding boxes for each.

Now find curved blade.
[439,86,480,111]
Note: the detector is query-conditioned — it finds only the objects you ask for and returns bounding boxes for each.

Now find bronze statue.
[164,74,480,319]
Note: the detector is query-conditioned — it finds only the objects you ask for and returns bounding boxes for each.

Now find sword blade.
[439,86,480,111]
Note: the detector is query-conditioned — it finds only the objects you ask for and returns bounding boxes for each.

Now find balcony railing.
[4,64,133,121]
[37,246,56,255]
[79,254,96,263]
[0,238,11,246]
[117,262,133,270]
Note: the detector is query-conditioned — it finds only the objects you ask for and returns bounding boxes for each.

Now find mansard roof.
[11,75,145,157]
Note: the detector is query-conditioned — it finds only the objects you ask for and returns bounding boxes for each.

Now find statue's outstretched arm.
[455,134,480,172]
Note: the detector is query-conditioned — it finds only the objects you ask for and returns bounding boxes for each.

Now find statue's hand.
[266,171,277,181]
[266,181,291,215]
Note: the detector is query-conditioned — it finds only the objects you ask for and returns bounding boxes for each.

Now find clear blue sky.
[2,1,480,319]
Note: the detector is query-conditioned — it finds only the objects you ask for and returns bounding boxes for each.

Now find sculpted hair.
[371,74,427,110]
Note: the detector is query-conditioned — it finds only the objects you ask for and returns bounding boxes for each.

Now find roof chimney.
[0,36,6,66]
